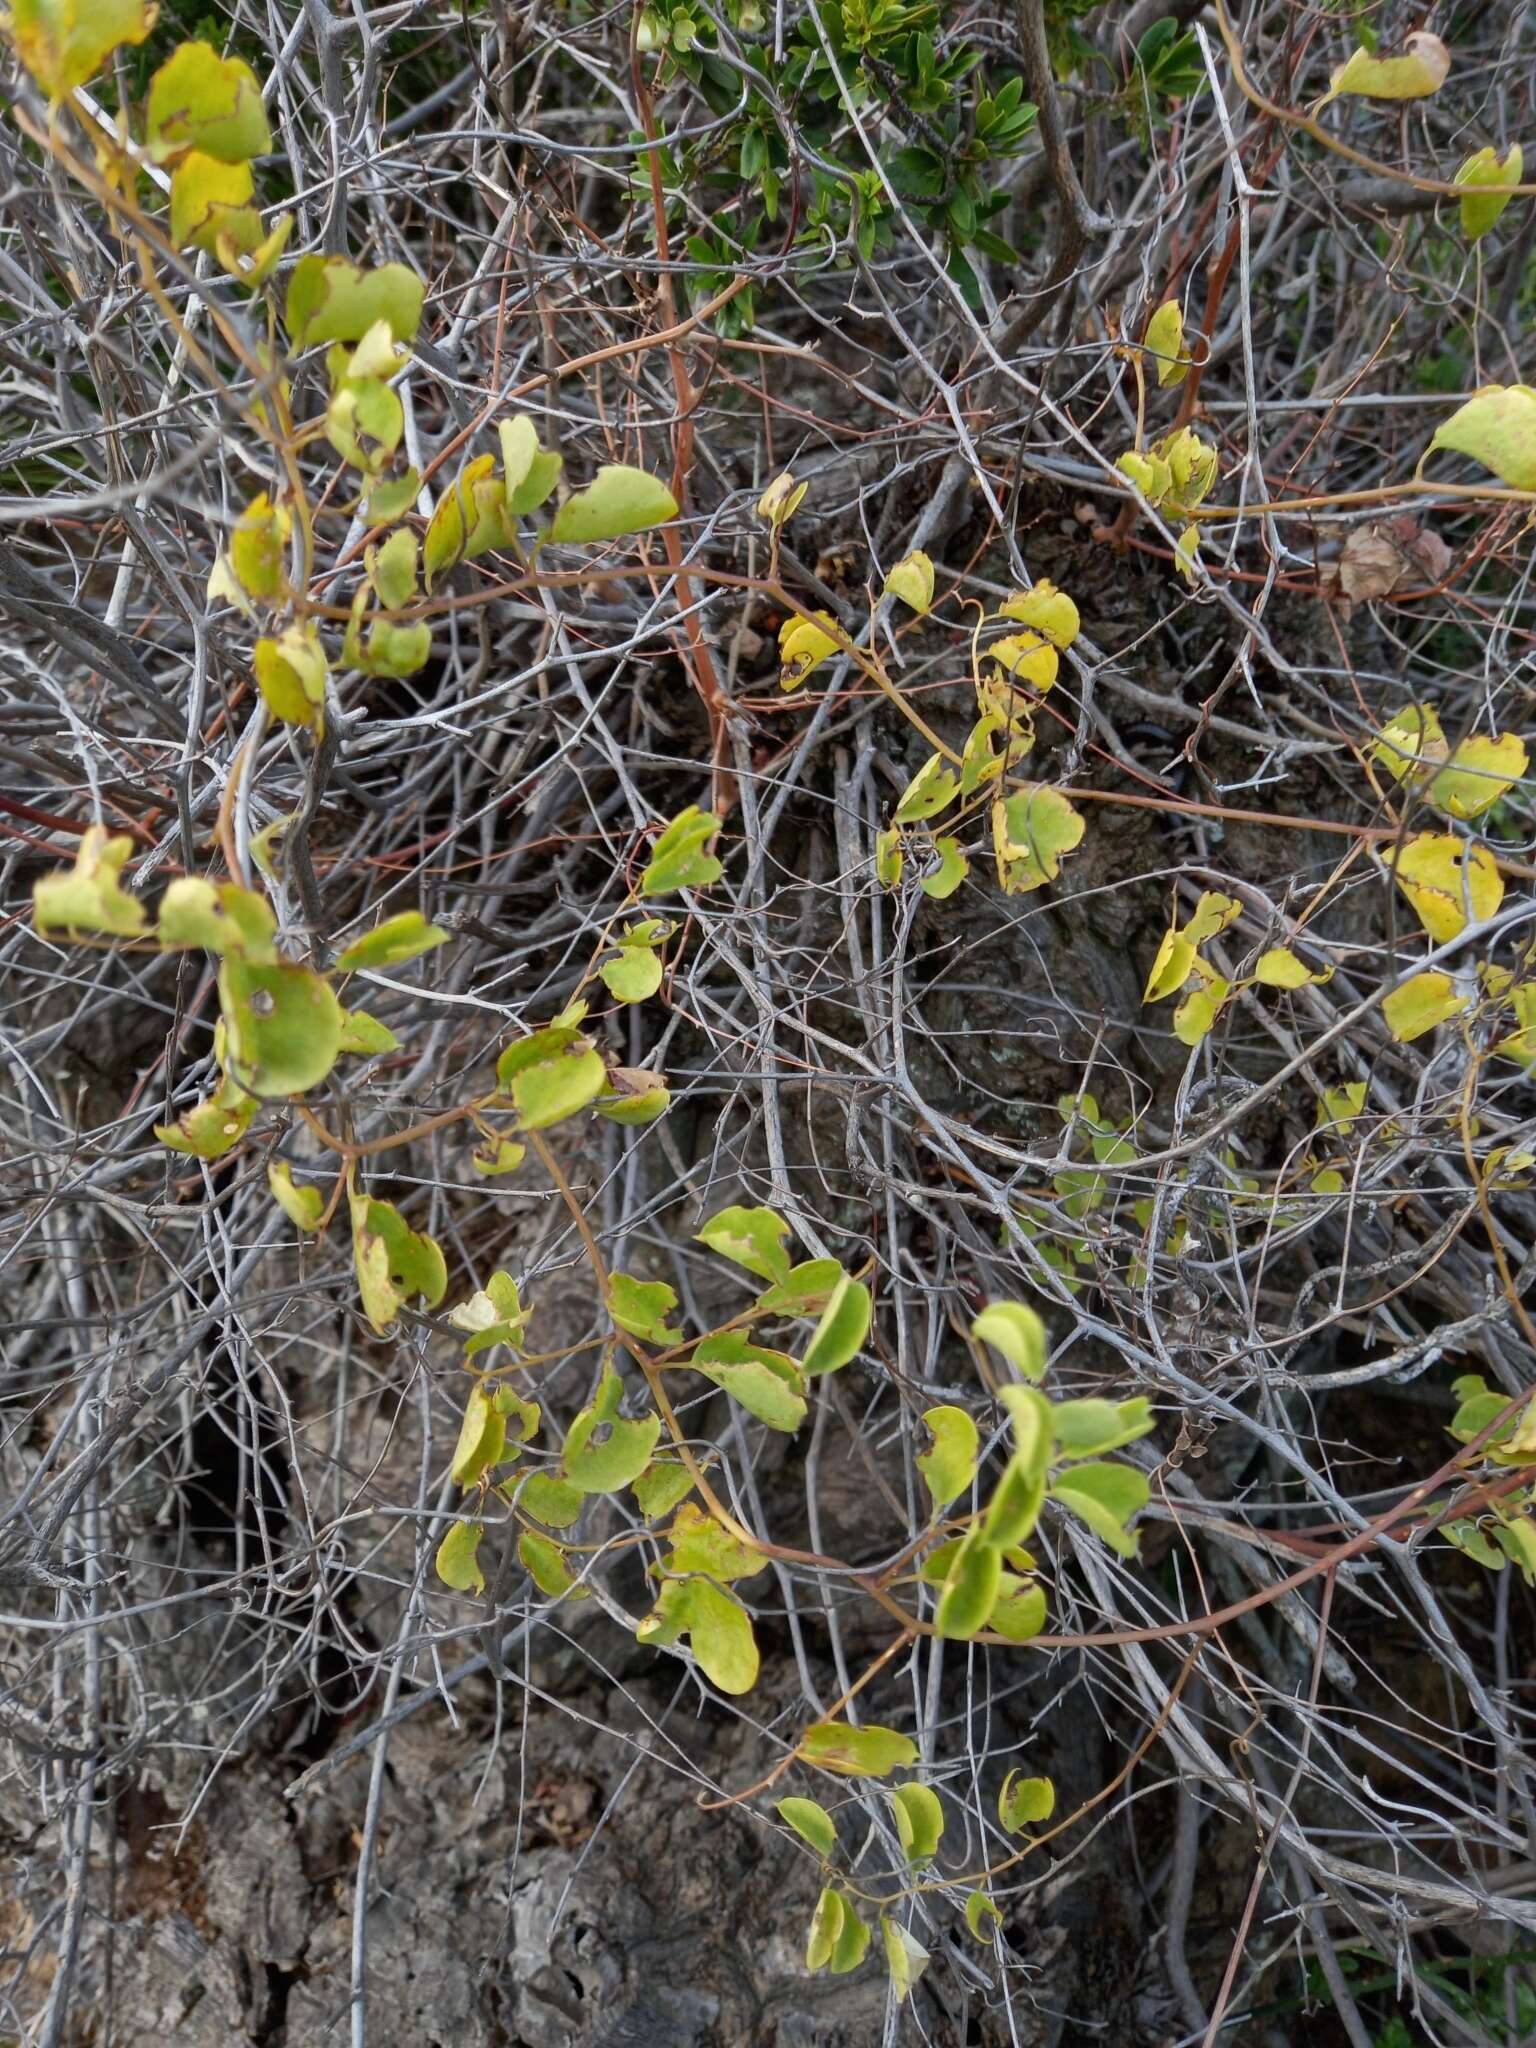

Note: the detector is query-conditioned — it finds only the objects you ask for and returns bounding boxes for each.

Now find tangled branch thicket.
[4,0,1536,2042]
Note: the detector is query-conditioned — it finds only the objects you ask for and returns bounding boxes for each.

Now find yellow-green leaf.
[156,877,276,959]
[801,1275,870,1377]
[894,752,959,824]
[267,1159,326,1230]
[971,1301,1048,1382]
[219,956,343,1097]
[640,806,722,895]
[1254,946,1327,990]
[917,1404,979,1512]
[1144,299,1188,386]
[800,1721,918,1779]
[987,629,1058,692]
[549,466,678,545]
[662,1501,768,1582]
[451,1386,507,1488]
[998,1771,1055,1832]
[1174,976,1230,1046]
[920,836,968,899]
[697,1204,791,1285]
[511,1045,608,1131]
[875,826,904,887]
[1428,384,1536,492]
[563,1369,661,1492]
[155,1071,257,1159]
[1049,1460,1150,1557]
[169,150,253,249]
[691,1334,807,1431]
[1143,927,1196,1003]
[435,1519,484,1593]
[1322,32,1450,105]
[777,1796,835,1857]
[1457,144,1523,241]
[254,624,328,733]
[348,1183,447,1334]
[631,1459,695,1520]
[637,1576,759,1693]
[338,1009,400,1055]
[146,41,269,162]
[965,1891,1002,1941]
[934,1528,1002,1640]
[890,1782,944,1866]
[607,1271,682,1344]
[33,827,144,938]
[336,910,449,973]
[992,787,1084,895]
[287,255,425,349]
[519,1527,583,1598]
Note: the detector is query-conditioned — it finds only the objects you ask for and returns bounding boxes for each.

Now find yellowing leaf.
[156,877,276,958]
[637,1576,759,1693]
[917,1404,979,1512]
[267,1159,326,1231]
[497,414,540,500]
[520,1528,581,1598]
[757,470,807,528]
[1144,298,1188,386]
[1143,927,1196,1003]
[1457,144,1523,240]
[1371,703,1447,783]
[965,1891,1003,1942]
[451,1387,507,1488]
[1430,733,1528,820]
[881,1917,930,2003]
[1382,970,1468,1043]
[348,1183,448,1333]
[971,1301,1048,1382]
[875,826,903,887]
[1322,31,1450,105]
[10,0,154,98]
[145,41,270,163]
[511,1045,607,1131]
[229,491,291,602]
[1428,385,1536,491]
[607,1271,682,1344]
[884,548,935,614]
[254,624,328,733]
[998,1772,1055,1833]
[169,151,253,250]
[894,752,959,824]
[992,787,1084,895]
[449,1270,528,1357]
[987,629,1058,693]
[1173,975,1229,1045]
[800,1721,918,1779]
[1385,833,1504,941]
[33,827,144,937]
[1254,946,1328,990]
[1496,985,1536,1070]
[662,1502,767,1582]
[548,466,678,545]
[1183,891,1242,945]
[779,611,842,691]
[998,579,1080,649]
[155,1071,257,1159]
